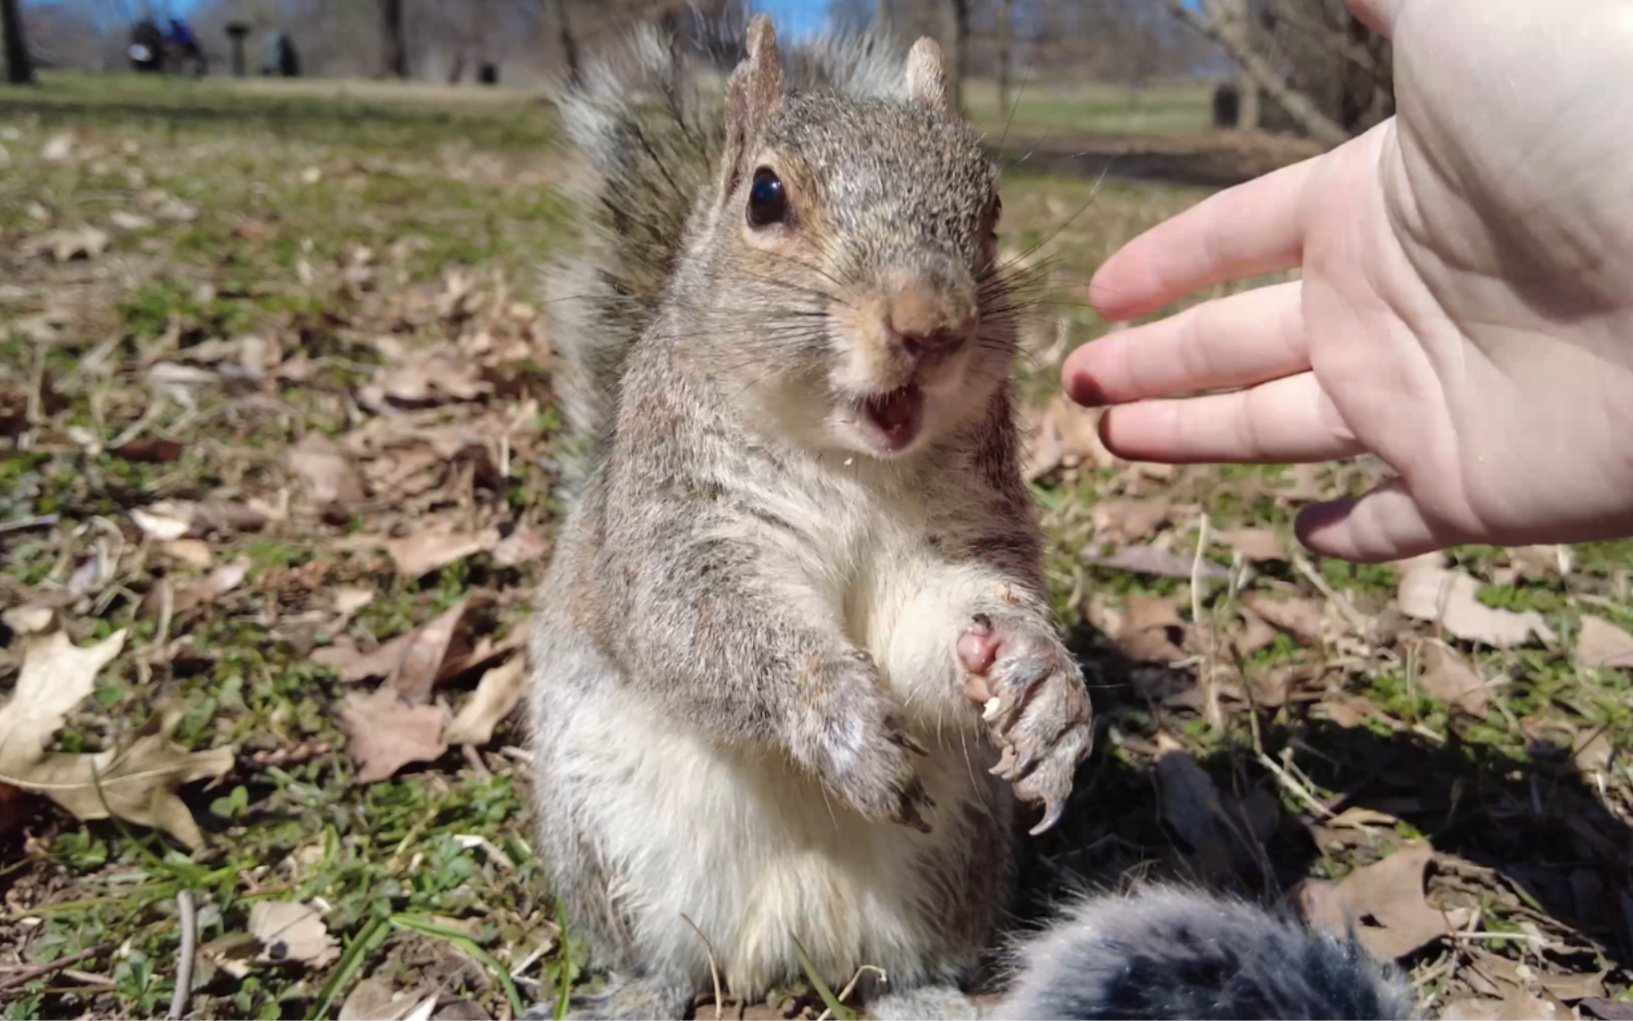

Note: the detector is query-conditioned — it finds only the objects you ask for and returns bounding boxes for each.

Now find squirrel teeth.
[859,383,925,451]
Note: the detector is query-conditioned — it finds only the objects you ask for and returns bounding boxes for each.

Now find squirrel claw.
[1028,795,1066,836]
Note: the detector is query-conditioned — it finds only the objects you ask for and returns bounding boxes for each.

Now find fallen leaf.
[340,689,449,784]
[288,432,365,510]
[2,630,127,752]
[444,656,527,746]
[161,538,214,569]
[1539,971,1606,1003]
[389,600,472,704]
[491,524,549,568]
[1,605,56,637]
[1240,593,1326,645]
[332,586,375,620]
[1581,998,1633,1021]
[249,901,339,968]
[1398,563,1556,648]
[1298,844,1457,960]
[1083,543,1225,580]
[380,530,497,580]
[132,504,194,541]
[1415,639,1489,716]
[1232,614,1279,657]
[1023,395,1109,480]
[340,977,435,1021]
[41,131,74,161]
[25,225,109,262]
[1091,498,1172,543]
[1124,595,1183,633]
[1219,527,1285,562]
[1578,616,1633,670]
[108,209,156,232]
[110,439,184,463]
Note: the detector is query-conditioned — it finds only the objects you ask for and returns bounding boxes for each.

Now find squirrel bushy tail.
[989,886,1416,1020]
[542,18,910,485]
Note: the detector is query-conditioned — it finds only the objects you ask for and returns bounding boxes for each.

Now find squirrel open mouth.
[858,383,925,452]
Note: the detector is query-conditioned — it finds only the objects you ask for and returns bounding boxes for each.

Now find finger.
[1088,156,1318,322]
[1294,477,1453,564]
[1065,281,1306,407]
[1097,372,1366,464]
[1344,0,1400,38]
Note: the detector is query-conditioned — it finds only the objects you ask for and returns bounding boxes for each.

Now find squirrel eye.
[747,167,787,228]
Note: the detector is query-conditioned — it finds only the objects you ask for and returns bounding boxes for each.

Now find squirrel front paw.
[958,614,1094,835]
[794,649,935,832]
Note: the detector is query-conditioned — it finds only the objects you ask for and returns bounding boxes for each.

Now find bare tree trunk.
[543,0,580,87]
[380,0,408,79]
[995,0,1013,115]
[1167,0,1347,146]
[947,0,968,115]
[1,0,35,86]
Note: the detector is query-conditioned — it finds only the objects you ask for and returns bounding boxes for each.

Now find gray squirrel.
[524,14,1414,1021]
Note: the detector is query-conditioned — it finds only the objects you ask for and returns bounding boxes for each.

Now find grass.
[2,68,1632,1021]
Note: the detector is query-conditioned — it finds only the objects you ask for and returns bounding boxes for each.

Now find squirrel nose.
[886,280,977,361]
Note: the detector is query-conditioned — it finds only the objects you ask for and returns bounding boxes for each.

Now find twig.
[819,965,888,1021]
[0,943,111,992]
[680,913,724,1021]
[61,969,117,988]
[1190,512,1221,730]
[1248,712,1335,820]
[169,890,197,1020]
[1291,551,1372,635]
[0,513,60,536]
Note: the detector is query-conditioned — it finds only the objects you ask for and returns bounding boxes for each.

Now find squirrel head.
[689,17,1013,461]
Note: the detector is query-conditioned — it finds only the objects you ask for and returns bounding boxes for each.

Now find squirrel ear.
[721,15,785,194]
[905,37,951,113]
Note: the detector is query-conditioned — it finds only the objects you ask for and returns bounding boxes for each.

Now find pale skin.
[1069,0,1633,563]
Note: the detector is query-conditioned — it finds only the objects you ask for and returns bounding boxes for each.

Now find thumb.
[1294,476,1451,564]
[1345,0,1401,39]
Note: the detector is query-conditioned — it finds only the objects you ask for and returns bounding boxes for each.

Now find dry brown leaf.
[1298,844,1456,960]
[1577,616,1633,670]
[1398,563,1556,648]
[1084,543,1225,580]
[249,901,339,968]
[288,432,366,510]
[1090,498,1172,544]
[340,689,449,784]
[2,630,126,756]
[1219,527,1285,562]
[24,225,109,262]
[340,977,436,1021]
[333,586,375,621]
[1233,614,1280,657]
[380,529,497,580]
[491,524,549,568]
[444,655,527,747]
[1023,395,1109,480]
[1416,639,1489,717]
[362,349,491,408]
[2,604,57,637]
[19,704,234,850]
[110,438,184,464]
[132,504,194,541]
[389,600,471,705]
[1240,593,1326,645]
[161,538,214,569]
[1123,595,1182,633]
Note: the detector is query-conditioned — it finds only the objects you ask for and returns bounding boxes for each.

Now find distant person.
[166,18,206,76]
[1068,0,1633,564]
[262,32,299,78]
[128,18,164,74]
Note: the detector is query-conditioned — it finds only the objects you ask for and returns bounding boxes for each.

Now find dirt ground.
[2,73,1633,1021]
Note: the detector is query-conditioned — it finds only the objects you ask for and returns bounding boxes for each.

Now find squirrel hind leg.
[522,972,695,1021]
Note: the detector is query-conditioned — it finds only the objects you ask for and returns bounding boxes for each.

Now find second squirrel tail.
[990,886,1416,1020]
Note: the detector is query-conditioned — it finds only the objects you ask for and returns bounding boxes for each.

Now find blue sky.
[755,0,829,37]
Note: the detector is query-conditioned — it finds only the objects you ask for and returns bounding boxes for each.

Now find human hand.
[1067,0,1633,563]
